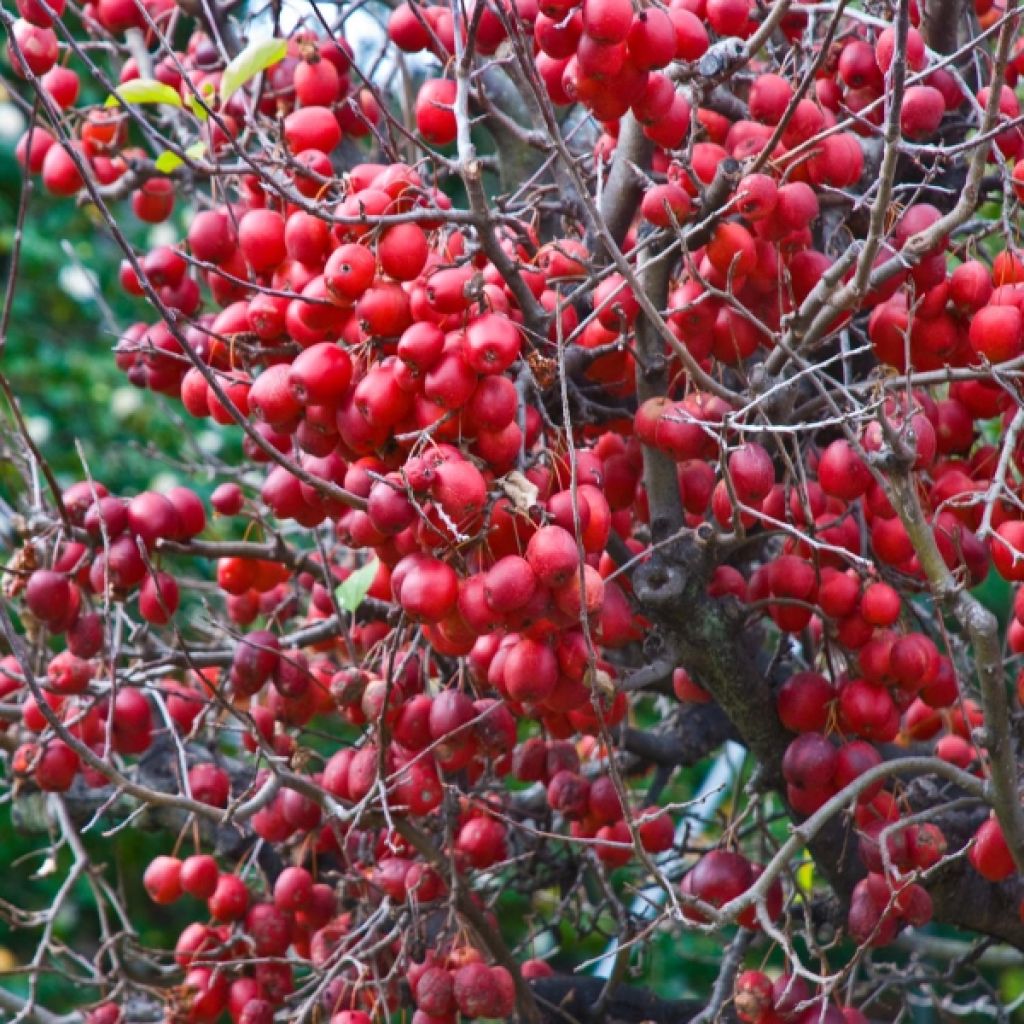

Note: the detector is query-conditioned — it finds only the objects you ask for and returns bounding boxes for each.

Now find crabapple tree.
[4,0,1024,1019]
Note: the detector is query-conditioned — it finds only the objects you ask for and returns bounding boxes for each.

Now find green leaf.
[155,141,207,173]
[185,83,216,122]
[219,37,288,104]
[335,558,379,615]
[154,151,182,173]
[105,79,182,108]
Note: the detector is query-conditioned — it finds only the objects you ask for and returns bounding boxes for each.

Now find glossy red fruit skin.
[994,520,1024,581]
[834,740,883,799]
[111,688,153,754]
[640,181,692,227]
[284,106,342,153]
[238,210,287,273]
[211,483,244,516]
[860,581,901,626]
[526,525,580,588]
[393,554,459,622]
[398,321,446,372]
[900,85,946,139]
[378,222,429,281]
[503,635,558,703]
[969,817,1016,881]
[455,816,507,868]
[415,78,458,145]
[582,0,632,43]
[16,124,56,174]
[782,732,838,791]
[284,210,331,267]
[728,442,774,503]
[127,491,181,549]
[84,1003,121,1024]
[250,363,304,427]
[139,571,180,625]
[464,313,522,374]
[143,855,183,904]
[707,222,757,279]
[777,671,833,733]
[817,439,872,500]
[41,141,86,197]
[747,72,793,124]
[33,739,79,791]
[180,855,220,900]
[467,374,518,432]
[289,343,353,407]
[889,633,939,691]
[208,873,250,921]
[484,555,539,614]
[294,58,341,106]
[356,282,413,338]
[626,7,675,69]
[166,487,206,538]
[686,849,753,914]
[132,179,175,223]
[325,243,375,302]
[428,688,476,749]
[10,19,59,77]
[17,0,66,26]
[184,964,229,1022]
[188,762,230,807]
[25,569,73,624]
[970,302,1024,363]
[188,209,235,264]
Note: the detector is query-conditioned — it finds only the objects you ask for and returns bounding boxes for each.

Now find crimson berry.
[180,855,220,900]
[238,210,287,273]
[861,581,901,626]
[138,571,180,625]
[283,105,342,153]
[208,873,250,921]
[143,856,183,904]
[378,222,429,281]
[34,739,79,791]
[415,79,458,145]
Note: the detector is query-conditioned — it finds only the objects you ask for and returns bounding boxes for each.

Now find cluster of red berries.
[408,950,516,1021]
[869,224,1024,372]
[138,850,528,1022]
[6,483,208,794]
[139,859,338,1022]
[734,970,869,1024]
[14,12,379,209]
[26,483,204,626]
[10,0,1024,1014]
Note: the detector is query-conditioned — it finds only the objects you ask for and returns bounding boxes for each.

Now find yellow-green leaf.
[795,859,815,893]
[154,150,183,173]
[185,82,216,122]
[219,37,288,104]
[153,141,206,174]
[335,558,379,615]
[105,79,182,108]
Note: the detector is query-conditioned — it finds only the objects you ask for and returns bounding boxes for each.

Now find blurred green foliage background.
[0,88,222,1011]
